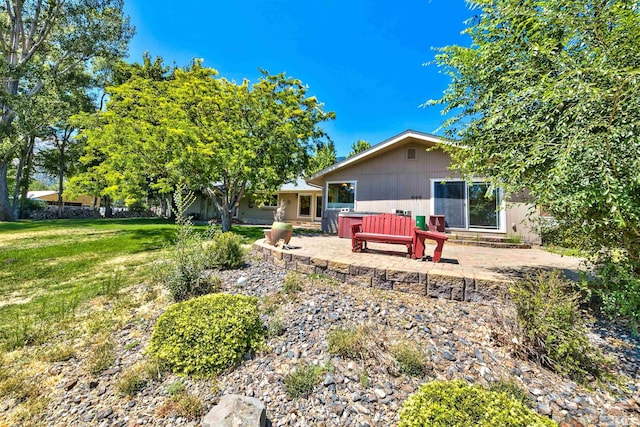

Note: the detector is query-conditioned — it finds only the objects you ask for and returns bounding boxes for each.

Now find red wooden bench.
[351,214,417,257]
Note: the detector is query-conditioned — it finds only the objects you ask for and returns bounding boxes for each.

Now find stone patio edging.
[252,242,510,303]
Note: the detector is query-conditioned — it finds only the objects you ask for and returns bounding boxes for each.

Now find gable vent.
[407,148,417,160]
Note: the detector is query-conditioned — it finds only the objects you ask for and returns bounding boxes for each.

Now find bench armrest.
[351,223,362,234]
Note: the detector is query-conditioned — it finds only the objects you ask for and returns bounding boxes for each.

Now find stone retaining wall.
[253,243,508,303]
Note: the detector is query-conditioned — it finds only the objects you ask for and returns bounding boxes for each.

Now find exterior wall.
[505,192,541,244]
[323,140,457,217]
[188,191,322,224]
[318,139,539,243]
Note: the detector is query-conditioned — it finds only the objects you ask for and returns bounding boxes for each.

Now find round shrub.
[209,232,245,270]
[147,293,264,377]
[398,380,556,427]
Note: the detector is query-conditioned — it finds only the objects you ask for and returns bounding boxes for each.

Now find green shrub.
[398,380,556,427]
[327,326,368,359]
[147,293,264,377]
[391,341,426,377]
[282,271,303,294]
[153,189,213,302]
[284,363,325,398]
[592,251,640,333]
[503,270,609,382]
[167,380,186,396]
[208,231,245,270]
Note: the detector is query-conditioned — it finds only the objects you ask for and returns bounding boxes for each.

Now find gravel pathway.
[33,259,640,426]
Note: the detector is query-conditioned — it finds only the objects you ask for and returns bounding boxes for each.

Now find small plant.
[167,380,186,396]
[147,293,264,377]
[488,379,532,408]
[359,369,370,388]
[157,391,204,420]
[284,363,325,398]
[124,340,140,351]
[153,187,213,302]
[86,337,115,376]
[391,341,426,377]
[208,231,245,270]
[282,271,303,294]
[117,364,149,396]
[41,344,75,362]
[98,267,124,297]
[504,234,523,244]
[144,357,166,381]
[267,317,286,337]
[398,380,556,427]
[494,270,611,383]
[327,326,368,359]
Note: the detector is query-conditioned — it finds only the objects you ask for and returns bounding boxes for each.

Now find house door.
[433,181,466,228]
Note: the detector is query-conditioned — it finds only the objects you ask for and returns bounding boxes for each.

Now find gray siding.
[324,141,457,217]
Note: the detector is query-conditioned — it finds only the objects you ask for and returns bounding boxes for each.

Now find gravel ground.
[15,259,640,427]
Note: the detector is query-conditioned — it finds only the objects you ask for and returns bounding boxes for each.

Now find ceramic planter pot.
[270,221,293,246]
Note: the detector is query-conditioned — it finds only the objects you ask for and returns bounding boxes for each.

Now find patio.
[253,234,585,302]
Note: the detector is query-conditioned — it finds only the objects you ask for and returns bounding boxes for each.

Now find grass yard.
[0,218,267,351]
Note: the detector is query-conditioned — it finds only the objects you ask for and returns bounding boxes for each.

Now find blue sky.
[123,1,474,156]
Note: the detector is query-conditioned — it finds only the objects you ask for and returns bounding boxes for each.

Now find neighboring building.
[306,130,541,243]
[27,191,98,208]
[186,178,323,226]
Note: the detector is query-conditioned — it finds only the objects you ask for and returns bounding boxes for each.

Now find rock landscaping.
[8,259,640,426]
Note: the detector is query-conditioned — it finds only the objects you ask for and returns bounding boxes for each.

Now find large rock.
[202,394,266,427]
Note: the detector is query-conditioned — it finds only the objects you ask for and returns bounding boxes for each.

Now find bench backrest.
[361,214,416,237]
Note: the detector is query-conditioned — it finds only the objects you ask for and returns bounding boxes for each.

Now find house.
[27,191,98,208]
[306,130,541,244]
[186,178,323,227]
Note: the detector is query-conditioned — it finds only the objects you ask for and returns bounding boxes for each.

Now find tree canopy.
[347,139,371,157]
[431,0,640,326]
[72,60,335,230]
[0,0,134,220]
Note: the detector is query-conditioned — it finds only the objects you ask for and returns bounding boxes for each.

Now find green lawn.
[0,218,309,351]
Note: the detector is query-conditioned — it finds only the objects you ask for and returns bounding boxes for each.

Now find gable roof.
[306,129,453,186]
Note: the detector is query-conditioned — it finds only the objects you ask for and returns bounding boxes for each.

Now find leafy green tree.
[347,140,371,157]
[307,140,337,175]
[431,0,640,327]
[0,0,133,221]
[74,61,335,230]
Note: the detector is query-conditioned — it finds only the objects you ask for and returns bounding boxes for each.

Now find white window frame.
[298,193,312,218]
[429,178,506,233]
[325,180,357,211]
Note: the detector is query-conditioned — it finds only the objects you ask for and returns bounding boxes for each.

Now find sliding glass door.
[432,180,502,231]
[433,181,466,228]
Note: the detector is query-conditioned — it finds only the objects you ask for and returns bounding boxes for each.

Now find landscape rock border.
[253,242,508,303]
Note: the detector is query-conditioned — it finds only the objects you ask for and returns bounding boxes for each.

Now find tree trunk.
[0,161,15,221]
[57,144,65,218]
[19,137,35,218]
[104,195,112,218]
[220,209,232,232]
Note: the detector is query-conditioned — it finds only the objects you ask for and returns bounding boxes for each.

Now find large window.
[432,180,503,231]
[327,181,356,210]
